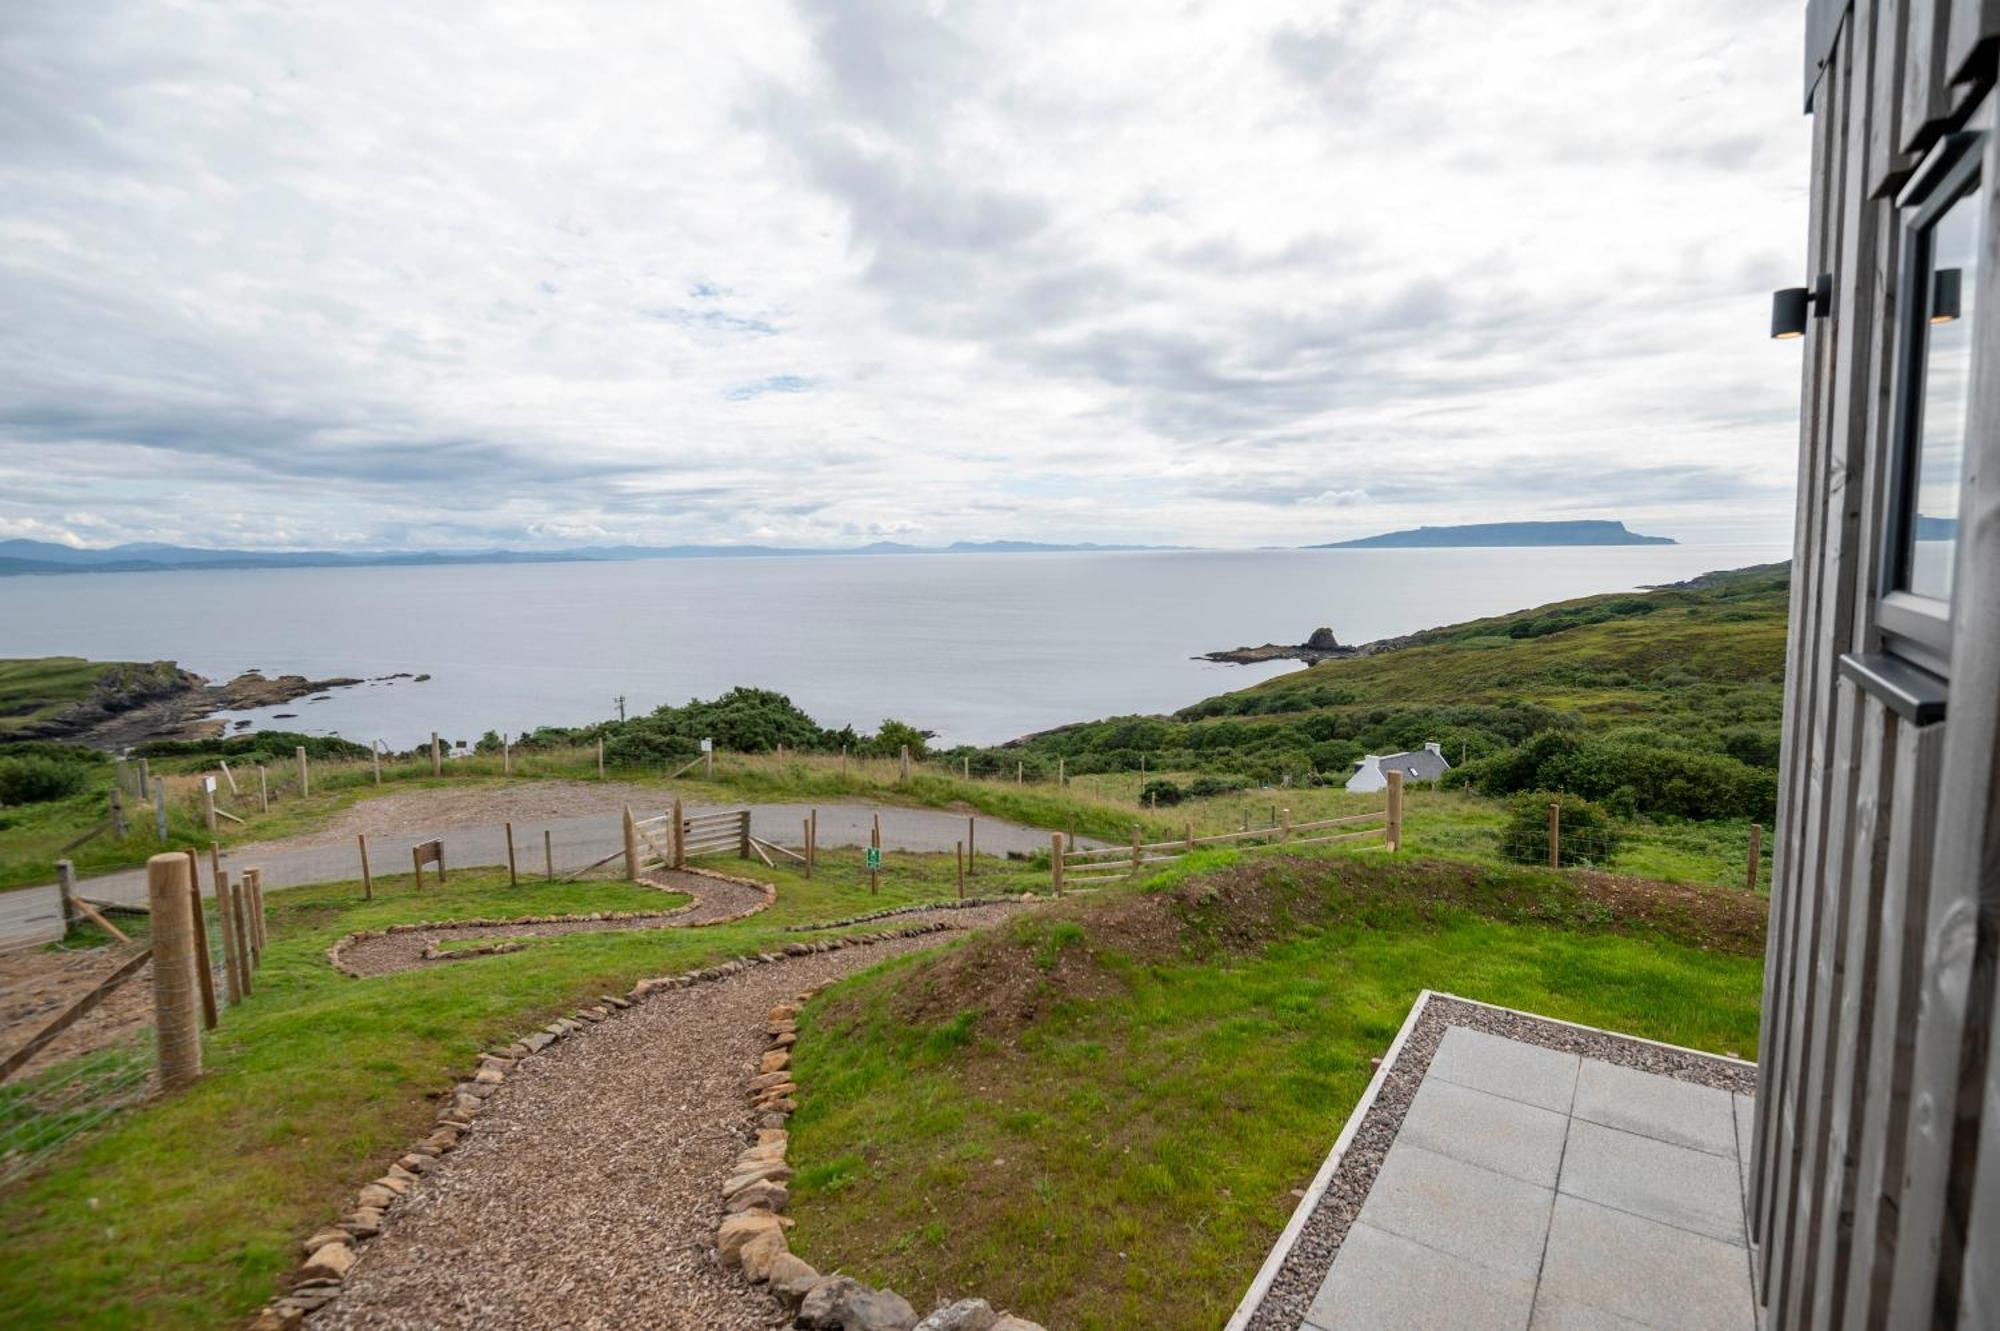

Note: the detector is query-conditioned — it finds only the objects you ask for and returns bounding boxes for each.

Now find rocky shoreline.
[1199,625,1420,666]
[10,663,384,750]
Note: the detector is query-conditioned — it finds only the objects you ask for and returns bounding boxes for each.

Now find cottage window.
[1878,130,1985,677]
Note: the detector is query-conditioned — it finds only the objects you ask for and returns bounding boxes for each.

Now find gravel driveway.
[313,905,1019,1330]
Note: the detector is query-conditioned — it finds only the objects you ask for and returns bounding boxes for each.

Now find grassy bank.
[0,849,1048,1329]
[785,848,1768,1330]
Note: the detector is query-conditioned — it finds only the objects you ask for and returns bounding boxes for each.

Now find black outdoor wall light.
[1930,267,1962,323]
[1771,274,1833,339]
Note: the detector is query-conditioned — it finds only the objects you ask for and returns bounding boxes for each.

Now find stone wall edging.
[247,918,960,1330]
[781,896,1027,933]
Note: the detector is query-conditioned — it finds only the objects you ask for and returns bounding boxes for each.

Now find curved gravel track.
[312,903,1020,1331]
[333,871,773,978]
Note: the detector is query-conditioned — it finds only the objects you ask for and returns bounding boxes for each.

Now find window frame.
[1877,130,1985,678]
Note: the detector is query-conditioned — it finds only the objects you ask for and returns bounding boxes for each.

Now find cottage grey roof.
[1375,749,1451,781]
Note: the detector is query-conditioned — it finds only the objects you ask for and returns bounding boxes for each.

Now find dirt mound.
[877,855,1766,1041]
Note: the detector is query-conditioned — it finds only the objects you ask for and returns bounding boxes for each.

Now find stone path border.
[247,919,982,1330]
[1226,990,1758,1331]
[782,896,1027,932]
[324,866,776,977]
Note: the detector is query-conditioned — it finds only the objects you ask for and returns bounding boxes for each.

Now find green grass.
[0,847,1049,1330]
[786,850,1766,1330]
[0,658,183,739]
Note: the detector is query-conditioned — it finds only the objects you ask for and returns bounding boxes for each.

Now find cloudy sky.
[1,0,1808,552]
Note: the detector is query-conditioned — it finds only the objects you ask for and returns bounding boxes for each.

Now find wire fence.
[0,1026,154,1188]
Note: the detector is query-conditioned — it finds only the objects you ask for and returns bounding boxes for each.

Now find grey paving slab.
[1303,1222,1536,1331]
[1535,1194,1756,1331]
[1353,1142,1555,1278]
[1571,1057,1737,1157]
[1527,1295,1650,1329]
[1397,1076,1570,1188]
[1427,1025,1581,1114]
[1732,1093,1755,1212]
[1557,1118,1746,1245]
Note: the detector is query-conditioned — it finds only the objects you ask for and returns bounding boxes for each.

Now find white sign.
[202,775,217,793]
[700,738,713,753]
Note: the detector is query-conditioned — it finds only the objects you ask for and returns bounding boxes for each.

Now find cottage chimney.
[1424,741,1442,756]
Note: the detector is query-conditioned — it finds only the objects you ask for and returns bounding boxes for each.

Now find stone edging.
[323,866,778,977]
[712,976,1051,1331]
[248,918,964,1330]
[782,896,1033,933]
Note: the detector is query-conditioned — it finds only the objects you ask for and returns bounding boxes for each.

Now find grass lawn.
[0,847,1050,1330]
[785,848,1768,1331]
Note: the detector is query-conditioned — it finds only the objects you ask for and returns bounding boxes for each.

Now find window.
[1879,131,1985,676]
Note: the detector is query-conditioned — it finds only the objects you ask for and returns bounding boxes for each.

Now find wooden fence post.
[839,744,847,779]
[672,797,686,868]
[1746,822,1763,893]
[1185,821,1194,854]
[358,834,373,900]
[1067,815,1076,852]
[371,745,381,785]
[137,757,150,798]
[413,845,425,891]
[1058,755,1065,786]
[706,743,715,781]
[1130,825,1142,878]
[598,737,606,779]
[1547,800,1561,870]
[296,745,310,796]
[738,809,751,860]
[809,808,818,876]
[258,765,270,813]
[804,818,814,879]
[185,864,217,1030]
[1281,808,1291,844]
[505,821,518,887]
[900,745,911,781]
[1050,833,1063,896]
[967,816,976,876]
[1016,761,1023,785]
[1386,770,1405,852]
[544,828,554,881]
[147,853,202,1090]
[201,779,217,833]
[111,787,127,838]
[218,760,239,796]
[431,732,442,778]
[624,807,640,881]
[55,859,76,930]
[226,868,253,994]
[956,839,966,898]
[503,734,512,776]
[870,814,881,893]
[205,851,239,1003]
[246,867,267,961]
[962,755,970,780]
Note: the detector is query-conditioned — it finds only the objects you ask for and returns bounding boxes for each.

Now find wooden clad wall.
[1752,2,2000,1328]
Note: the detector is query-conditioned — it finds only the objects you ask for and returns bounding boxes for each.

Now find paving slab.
[1396,1075,1570,1188]
[1572,1058,1737,1157]
[1427,1025,1580,1113]
[1558,1118,1745,1245]
[1534,1194,1756,1331]
[1302,1222,1537,1331]
[1352,1142,1554,1278]
[1732,1092,1755,1210]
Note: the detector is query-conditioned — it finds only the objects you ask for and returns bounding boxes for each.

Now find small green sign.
[865,847,882,870]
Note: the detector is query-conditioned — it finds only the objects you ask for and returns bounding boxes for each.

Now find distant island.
[0,537,1182,577]
[1309,520,1675,549]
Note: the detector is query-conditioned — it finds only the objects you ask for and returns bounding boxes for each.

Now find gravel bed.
[238,781,666,852]
[334,871,771,978]
[313,904,1019,1330]
[1242,994,1758,1331]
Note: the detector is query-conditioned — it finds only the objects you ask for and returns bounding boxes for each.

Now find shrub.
[1139,778,1185,807]
[0,755,92,804]
[1502,791,1621,868]
[1187,774,1250,798]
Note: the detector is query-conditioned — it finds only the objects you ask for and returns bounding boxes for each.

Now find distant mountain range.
[1309,520,1675,549]
[0,538,1182,576]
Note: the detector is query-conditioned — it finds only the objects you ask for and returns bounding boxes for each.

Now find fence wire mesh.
[0,1026,154,1187]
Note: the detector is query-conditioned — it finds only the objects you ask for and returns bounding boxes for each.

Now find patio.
[1231,993,1760,1331]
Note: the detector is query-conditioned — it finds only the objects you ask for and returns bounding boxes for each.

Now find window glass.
[1904,184,1980,601]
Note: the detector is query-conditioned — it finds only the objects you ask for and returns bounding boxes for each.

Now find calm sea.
[0,545,1790,749]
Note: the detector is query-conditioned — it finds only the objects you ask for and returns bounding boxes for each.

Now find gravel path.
[334,872,773,978]
[315,905,1020,1331]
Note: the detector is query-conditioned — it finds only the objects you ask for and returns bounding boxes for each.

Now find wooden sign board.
[411,838,446,888]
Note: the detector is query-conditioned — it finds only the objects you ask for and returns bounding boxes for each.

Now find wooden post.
[706,744,715,780]
[1067,815,1076,852]
[413,845,425,891]
[502,734,512,776]
[245,867,266,961]
[809,808,818,875]
[358,834,374,900]
[505,821,518,887]
[1050,833,1063,896]
[1016,761,1023,785]
[839,744,847,779]
[804,818,814,879]
[204,851,239,1002]
[1281,808,1292,844]
[899,745,911,781]
[957,840,966,899]
[1058,755,1065,786]
[147,853,202,1091]
[111,787,127,837]
[1130,825,1142,878]
[1746,822,1763,893]
[431,732,442,778]
[597,737,606,779]
[258,765,269,813]
[1547,800,1561,870]
[296,745,310,796]
[185,864,217,1030]
[738,809,751,860]
[962,755,970,780]
[1185,821,1194,854]
[218,760,239,796]
[372,745,381,785]
[55,859,76,930]
[201,779,217,833]
[544,828,554,881]
[870,813,880,893]
[137,757,150,798]
[671,797,686,868]
[226,869,253,994]
[967,816,976,876]
[623,806,640,881]
[1386,770,1404,852]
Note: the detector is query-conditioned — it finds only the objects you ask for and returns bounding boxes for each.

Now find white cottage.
[1343,741,1449,793]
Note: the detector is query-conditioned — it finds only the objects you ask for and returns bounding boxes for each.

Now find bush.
[0,755,92,804]
[1139,779,1185,807]
[1502,791,1621,868]
[1187,774,1250,798]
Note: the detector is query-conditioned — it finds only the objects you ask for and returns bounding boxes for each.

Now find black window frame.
[1878,130,1985,679]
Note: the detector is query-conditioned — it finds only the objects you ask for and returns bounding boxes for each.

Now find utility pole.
[615,695,627,722]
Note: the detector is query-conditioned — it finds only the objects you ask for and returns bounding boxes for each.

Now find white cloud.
[0,0,1809,550]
